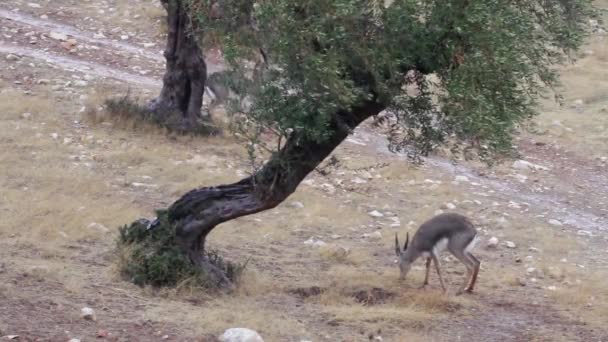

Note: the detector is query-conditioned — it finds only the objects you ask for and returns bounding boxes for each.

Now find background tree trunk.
[153,97,385,286]
[149,0,208,130]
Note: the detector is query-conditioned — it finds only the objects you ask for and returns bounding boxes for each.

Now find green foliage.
[185,0,594,161]
[117,210,247,288]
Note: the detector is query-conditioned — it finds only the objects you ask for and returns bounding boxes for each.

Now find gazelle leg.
[431,254,447,293]
[465,253,481,292]
[449,250,475,295]
[419,257,432,289]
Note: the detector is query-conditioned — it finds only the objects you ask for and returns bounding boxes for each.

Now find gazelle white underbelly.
[421,237,449,257]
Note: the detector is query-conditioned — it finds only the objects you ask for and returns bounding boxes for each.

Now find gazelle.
[395,213,480,294]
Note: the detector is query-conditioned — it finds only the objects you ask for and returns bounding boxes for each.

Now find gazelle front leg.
[431,254,447,293]
[419,257,432,289]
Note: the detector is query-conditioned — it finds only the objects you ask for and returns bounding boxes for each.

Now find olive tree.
[119,0,594,288]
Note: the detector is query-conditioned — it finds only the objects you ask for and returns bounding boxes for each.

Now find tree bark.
[149,0,208,130]
[157,97,385,286]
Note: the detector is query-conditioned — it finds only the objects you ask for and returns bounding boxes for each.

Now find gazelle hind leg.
[431,254,447,293]
[450,249,475,295]
[465,253,481,292]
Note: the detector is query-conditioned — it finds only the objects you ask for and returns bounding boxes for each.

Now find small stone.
[434,209,444,216]
[577,230,592,237]
[368,210,384,218]
[512,160,549,171]
[546,286,557,291]
[81,307,96,321]
[88,222,110,233]
[219,328,264,342]
[504,241,516,249]
[97,330,109,338]
[49,31,68,41]
[526,267,536,275]
[121,35,129,40]
[6,54,20,61]
[289,201,304,209]
[68,339,81,342]
[441,203,456,210]
[21,112,32,119]
[516,277,527,287]
[548,219,563,226]
[143,42,155,48]
[528,247,541,253]
[51,133,59,140]
[454,175,469,183]
[486,237,499,249]
[351,177,367,184]
[63,137,73,145]
[28,2,42,8]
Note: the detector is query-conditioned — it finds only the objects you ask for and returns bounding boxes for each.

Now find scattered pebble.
[368,210,384,218]
[80,307,96,321]
[486,237,499,249]
[504,241,516,249]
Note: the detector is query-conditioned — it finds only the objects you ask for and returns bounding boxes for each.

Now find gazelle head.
[395,232,412,280]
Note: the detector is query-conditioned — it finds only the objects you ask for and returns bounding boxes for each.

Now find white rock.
[88,222,109,233]
[443,203,457,210]
[313,240,327,248]
[21,112,32,119]
[131,182,159,188]
[51,133,59,140]
[526,267,536,275]
[546,286,557,291]
[121,35,130,40]
[143,42,155,48]
[28,3,42,8]
[577,230,593,237]
[80,307,96,321]
[219,328,264,342]
[351,177,367,184]
[504,241,516,249]
[49,31,69,41]
[68,339,81,342]
[512,160,549,171]
[368,210,384,218]
[486,237,499,248]
[6,54,20,61]
[289,201,304,209]
[548,219,563,226]
[454,175,469,183]
[434,209,444,216]
[304,237,326,248]
[362,231,383,241]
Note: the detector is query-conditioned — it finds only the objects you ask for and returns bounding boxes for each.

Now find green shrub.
[117,210,246,288]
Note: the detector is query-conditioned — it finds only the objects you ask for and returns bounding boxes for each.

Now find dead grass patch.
[550,270,608,327]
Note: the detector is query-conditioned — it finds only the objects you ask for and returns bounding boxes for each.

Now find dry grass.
[550,271,608,327]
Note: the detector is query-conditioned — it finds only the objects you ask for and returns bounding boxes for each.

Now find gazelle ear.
[404,232,409,251]
[395,233,402,256]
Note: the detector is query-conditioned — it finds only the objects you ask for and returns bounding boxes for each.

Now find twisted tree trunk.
[160,98,385,286]
[148,0,208,131]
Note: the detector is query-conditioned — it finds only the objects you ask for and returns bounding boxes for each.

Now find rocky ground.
[1,1,608,341]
